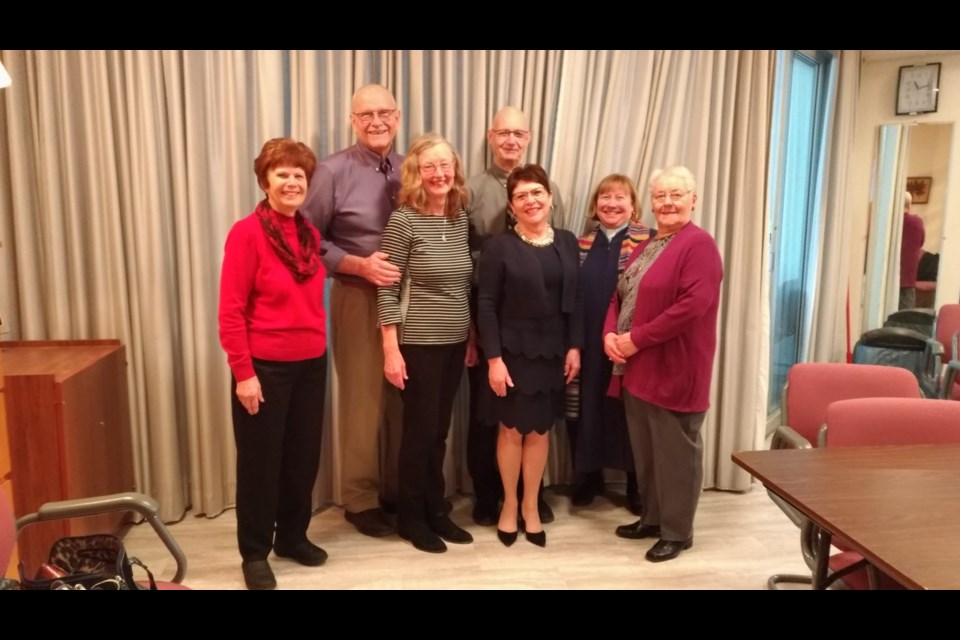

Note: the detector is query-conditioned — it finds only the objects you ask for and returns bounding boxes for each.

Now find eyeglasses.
[353,109,397,124]
[419,161,454,175]
[511,187,548,203]
[652,190,690,203]
[493,129,530,142]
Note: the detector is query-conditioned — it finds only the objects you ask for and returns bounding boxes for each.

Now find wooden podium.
[2,340,135,573]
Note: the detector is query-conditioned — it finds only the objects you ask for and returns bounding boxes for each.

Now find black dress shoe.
[345,508,395,537]
[645,538,693,562]
[497,529,518,547]
[241,560,277,590]
[398,522,448,553]
[525,529,546,547]
[429,516,474,544]
[472,500,499,527]
[615,520,661,540]
[538,500,555,524]
[274,540,328,567]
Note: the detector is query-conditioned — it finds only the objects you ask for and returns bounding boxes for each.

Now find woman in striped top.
[377,134,476,553]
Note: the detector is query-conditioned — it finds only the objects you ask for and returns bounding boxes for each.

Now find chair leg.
[767,574,813,590]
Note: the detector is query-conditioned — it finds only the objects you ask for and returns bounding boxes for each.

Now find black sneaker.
[429,516,474,544]
[241,560,277,590]
[274,540,328,567]
[398,525,447,553]
[345,508,395,537]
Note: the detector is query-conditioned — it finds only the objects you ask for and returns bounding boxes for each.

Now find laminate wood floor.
[124,486,811,590]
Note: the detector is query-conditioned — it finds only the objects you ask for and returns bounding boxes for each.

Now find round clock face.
[897,64,940,115]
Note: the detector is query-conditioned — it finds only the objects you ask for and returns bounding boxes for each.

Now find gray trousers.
[623,391,705,541]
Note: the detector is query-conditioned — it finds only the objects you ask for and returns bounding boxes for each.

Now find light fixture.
[0,61,11,89]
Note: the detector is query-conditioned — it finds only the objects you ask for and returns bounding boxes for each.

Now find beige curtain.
[288,50,567,502]
[1,49,798,519]
[807,51,861,362]
[0,50,285,521]
[549,51,775,489]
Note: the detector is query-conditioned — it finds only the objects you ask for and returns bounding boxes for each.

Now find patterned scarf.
[255,199,321,283]
[578,222,653,270]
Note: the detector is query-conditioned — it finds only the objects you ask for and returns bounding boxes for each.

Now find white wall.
[906,123,950,254]
[849,51,960,333]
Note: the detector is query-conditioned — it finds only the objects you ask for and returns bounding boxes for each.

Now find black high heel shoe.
[525,530,546,547]
[497,529,519,547]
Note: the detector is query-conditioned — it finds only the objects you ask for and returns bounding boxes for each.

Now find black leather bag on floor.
[19,534,156,590]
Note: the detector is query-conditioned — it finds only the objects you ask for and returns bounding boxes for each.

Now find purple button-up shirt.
[302,142,404,283]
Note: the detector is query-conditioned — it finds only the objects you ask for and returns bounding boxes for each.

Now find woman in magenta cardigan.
[603,166,722,563]
[218,138,328,590]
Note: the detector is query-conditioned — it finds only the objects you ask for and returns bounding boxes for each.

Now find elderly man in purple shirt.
[302,84,403,538]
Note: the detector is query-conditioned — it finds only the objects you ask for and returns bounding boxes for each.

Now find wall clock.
[897,63,941,115]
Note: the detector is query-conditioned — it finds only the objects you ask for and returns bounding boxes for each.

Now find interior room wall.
[849,50,960,335]
[906,124,949,254]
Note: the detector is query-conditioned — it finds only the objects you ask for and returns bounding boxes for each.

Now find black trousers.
[232,355,327,561]
[398,343,466,528]
[467,356,501,506]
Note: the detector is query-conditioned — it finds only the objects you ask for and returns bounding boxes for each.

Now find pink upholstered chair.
[923,304,960,400]
[767,363,920,589]
[818,398,960,589]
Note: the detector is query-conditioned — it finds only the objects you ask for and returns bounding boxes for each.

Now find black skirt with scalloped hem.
[497,349,565,435]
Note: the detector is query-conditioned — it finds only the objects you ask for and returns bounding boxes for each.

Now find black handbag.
[19,534,156,590]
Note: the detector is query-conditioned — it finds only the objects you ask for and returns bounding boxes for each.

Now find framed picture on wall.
[906,176,932,204]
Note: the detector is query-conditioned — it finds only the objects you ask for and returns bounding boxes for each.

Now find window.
[767,50,835,415]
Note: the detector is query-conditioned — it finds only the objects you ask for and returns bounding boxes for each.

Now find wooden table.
[733,444,960,590]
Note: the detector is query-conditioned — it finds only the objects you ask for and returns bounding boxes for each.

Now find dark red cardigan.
[604,222,722,413]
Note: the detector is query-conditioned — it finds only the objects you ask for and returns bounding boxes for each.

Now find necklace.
[515,225,554,247]
[441,216,447,242]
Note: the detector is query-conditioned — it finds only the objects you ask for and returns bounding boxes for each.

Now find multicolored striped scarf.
[255,199,321,283]
[578,222,653,271]
[565,222,652,419]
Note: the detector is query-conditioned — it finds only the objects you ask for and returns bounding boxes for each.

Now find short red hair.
[253,138,317,190]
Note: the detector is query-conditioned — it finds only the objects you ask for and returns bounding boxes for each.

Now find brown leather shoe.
[615,520,661,540]
[345,508,395,537]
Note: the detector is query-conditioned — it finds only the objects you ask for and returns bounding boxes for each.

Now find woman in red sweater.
[218,138,327,590]
[604,166,722,563]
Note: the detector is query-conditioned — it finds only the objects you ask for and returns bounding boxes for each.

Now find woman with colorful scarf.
[568,175,651,512]
[218,138,328,590]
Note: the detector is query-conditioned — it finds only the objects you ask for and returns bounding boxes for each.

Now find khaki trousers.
[330,280,402,512]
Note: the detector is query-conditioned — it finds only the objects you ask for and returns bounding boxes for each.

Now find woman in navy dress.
[568,175,651,513]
